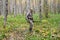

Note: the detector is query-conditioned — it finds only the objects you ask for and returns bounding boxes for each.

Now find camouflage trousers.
[26,18,33,32]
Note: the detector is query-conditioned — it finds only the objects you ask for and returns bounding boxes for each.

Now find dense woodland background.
[0,0,60,15]
[0,0,60,40]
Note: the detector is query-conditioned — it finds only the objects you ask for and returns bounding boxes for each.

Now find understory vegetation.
[0,13,60,40]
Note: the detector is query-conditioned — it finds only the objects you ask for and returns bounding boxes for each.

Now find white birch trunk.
[39,0,44,20]
[4,0,8,28]
[14,0,17,17]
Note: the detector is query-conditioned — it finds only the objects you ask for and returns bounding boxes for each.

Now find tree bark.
[44,0,48,18]
[39,0,44,20]
[4,0,8,28]
[0,0,2,15]
[14,0,17,17]
[57,0,60,13]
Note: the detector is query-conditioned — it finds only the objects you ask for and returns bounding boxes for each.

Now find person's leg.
[29,20,33,32]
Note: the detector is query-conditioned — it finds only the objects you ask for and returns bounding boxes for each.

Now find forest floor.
[0,14,60,40]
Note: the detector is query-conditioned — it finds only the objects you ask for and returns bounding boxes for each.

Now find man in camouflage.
[26,9,33,32]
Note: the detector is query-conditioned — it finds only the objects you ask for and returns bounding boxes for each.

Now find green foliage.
[0,33,6,40]
[0,14,60,40]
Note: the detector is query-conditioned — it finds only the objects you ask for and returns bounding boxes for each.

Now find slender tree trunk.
[39,0,44,20]
[2,0,5,16]
[57,0,60,13]
[0,0,3,15]
[53,0,57,14]
[31,0,35,13]
[19,0,22,14]
[9,0,14,14]
[22,1,27,14]
[14,0,17,17]
[4,0,8,28]
[0,0,2,15]
[50,0,54,14]
[26,0,31,15]
[39,0,42,20]
[44,0,48,18]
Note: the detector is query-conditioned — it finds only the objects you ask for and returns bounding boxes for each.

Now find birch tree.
[19,0,22,14]
[53,0,57,14]
[50,0,54,13]
[38,0,44,20]
[57,0,60,13]
[1,0,3,15]
[9,0,14,14]
[44,0,48,18]
[4,0,8,28]
[0,0,2,15]
[14,0,17,17]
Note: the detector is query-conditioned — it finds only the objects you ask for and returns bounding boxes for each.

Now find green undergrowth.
[0,13,60,40]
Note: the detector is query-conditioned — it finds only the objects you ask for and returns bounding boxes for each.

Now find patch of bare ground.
[3,27,29,40]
